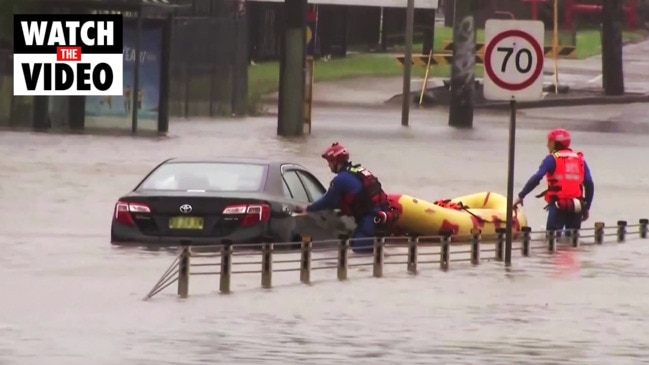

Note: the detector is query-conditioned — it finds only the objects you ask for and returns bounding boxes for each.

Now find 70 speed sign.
[483,19,545,101]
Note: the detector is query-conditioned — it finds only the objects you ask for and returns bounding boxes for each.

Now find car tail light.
[223,204,271,227]
[114,201,151,225]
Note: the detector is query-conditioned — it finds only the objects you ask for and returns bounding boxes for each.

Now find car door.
[280,168,329,241]
[295,169,354,239]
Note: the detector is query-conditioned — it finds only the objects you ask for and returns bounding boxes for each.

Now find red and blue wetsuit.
[518,150,594,234]
[307,163,388,253]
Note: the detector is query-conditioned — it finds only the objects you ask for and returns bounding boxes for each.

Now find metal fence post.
[261,241,273,289]
[300,236,312,285]
[547,230,556,253]
[594,222,605,244]
[470,229,481,265]
[219,240,232,294]
[373,237,384,278]
[495,228,505,261]
[337,235,349,281]
[407,236,418,275]
[440,234,450,271]
[521,226,531,257]
[571,228,580,248]
[640,219,648,239]
[617,220,627,243]
[177,245,190,298]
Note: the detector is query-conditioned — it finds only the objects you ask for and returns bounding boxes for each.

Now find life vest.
[339,164,388,220]
[544,149,585,203]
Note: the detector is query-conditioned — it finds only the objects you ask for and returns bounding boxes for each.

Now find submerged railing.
[143,219,648,300]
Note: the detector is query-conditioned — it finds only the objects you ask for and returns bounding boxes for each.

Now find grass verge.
[575,30,646,58]
[248,27,647,111]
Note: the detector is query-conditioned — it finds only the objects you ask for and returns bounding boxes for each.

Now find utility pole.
[448,0,477,128]
[400,0,415,127]
[601,0,625,95]
[277,0,307,136]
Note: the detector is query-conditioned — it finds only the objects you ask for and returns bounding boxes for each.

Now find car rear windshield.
[137,162,267,192]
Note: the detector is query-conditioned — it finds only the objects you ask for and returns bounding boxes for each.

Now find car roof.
[163,157,306,169]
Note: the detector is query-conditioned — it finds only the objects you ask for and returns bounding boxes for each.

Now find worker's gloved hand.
[581,209,589,222]
[293,205,308,214]
[513,197,524,209]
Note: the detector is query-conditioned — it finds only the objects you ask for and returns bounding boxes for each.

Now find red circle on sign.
[484,29,544,91]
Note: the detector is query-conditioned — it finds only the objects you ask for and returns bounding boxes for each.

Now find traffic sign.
[483,19,545,101]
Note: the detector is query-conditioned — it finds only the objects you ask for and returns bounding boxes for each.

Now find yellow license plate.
[169,216,204,230]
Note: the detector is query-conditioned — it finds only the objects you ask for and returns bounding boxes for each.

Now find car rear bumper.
[110,221,269,246]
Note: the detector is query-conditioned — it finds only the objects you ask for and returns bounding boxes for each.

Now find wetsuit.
[518,153,594,236]
[307,165,386,254]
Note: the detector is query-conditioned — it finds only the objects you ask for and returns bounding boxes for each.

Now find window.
[296,170,326,202]
[282,179,292,199]
[282,170,309,202]
[136,162,267,192]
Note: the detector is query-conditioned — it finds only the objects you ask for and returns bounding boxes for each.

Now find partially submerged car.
[111,157,354,246]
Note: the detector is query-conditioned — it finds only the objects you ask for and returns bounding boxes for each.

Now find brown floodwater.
[1,107,648,364]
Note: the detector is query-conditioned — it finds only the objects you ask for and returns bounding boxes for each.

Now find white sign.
[13,14,124,96]
[483,19,545,101]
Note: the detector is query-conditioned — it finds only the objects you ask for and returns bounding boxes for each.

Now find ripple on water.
[1,117,649,364]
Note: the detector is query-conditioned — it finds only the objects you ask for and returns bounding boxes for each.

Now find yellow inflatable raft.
[386,192,528,238]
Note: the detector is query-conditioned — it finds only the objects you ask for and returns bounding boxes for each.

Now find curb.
[475,93,649,110]
[260,99,399,111]
[263,92,649,112]
[0,125,170,139]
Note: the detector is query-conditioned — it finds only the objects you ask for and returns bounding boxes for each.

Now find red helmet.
[321,142,349,163]
[547,128,571,148]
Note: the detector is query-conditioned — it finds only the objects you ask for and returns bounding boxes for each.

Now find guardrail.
[143,219,648,300]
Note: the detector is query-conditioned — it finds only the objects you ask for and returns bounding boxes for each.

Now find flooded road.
[1,106,649,364]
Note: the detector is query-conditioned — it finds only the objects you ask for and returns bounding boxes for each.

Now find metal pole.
[401,0,415,127]
[231,10,240,116]
[372,237,385,278]
[407,237,418,274]
[504,99,517,266]
[261,242,273,289]
[132,8,142,134]
[378,7,384,47]
[177,246,190,298]
[219,241,232,294]
[299,236,312,284]
[601,0,625,95]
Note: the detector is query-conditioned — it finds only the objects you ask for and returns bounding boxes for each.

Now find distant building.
[246,0,439,62]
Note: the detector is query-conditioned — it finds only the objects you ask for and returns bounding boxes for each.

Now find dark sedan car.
[111,157,355,246]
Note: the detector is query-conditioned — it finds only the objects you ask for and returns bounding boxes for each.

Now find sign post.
[483,19,545,266]
[304,9,317,135]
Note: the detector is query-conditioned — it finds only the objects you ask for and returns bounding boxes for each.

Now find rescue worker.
[513,128,594,237]
[294,142,391,254]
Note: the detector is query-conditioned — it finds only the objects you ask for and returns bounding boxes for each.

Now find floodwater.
[1,107,649,365]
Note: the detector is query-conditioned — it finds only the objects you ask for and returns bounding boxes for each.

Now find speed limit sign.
[483,19,545,101]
